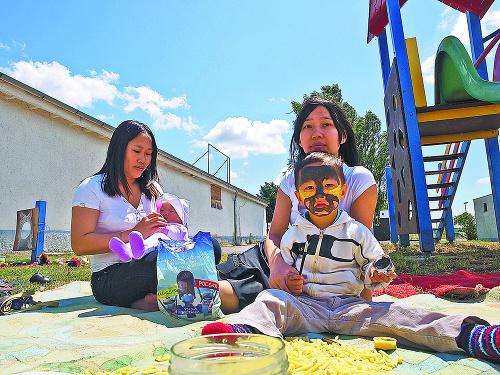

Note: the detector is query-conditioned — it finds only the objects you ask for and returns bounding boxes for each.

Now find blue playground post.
[385,0,435,253]
[467,12,500,243]
[378,29,391,90]
[445,204,455,242]
[385,168,399,243]
[34,200,46,263]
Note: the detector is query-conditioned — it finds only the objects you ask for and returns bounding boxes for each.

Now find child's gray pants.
[232,289,489,352]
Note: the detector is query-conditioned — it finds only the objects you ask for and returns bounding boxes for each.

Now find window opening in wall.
[211,185,222,209]
[484,202,488,212]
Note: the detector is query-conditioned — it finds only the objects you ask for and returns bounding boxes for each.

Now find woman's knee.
[219,280,239,314]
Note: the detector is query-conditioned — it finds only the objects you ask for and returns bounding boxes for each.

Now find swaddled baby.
[109,193,189,262]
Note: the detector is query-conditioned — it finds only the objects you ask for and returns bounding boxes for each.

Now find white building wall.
[0,84,111,232]
[0,75,266,252]
[473,194,499,241]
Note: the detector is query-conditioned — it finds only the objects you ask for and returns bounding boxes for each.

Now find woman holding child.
[71,120,221,311]
[208,101,500,364]
[72,120,166,311]
[218,97,389,313]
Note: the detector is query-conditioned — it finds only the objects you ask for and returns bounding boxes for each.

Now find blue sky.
[1,1,500,218]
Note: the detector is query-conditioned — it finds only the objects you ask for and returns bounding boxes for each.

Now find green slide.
[434,35,500,105]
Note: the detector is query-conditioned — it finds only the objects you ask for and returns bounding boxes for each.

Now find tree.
[292,84,389,222]
[453,212,477,240]
[257,182,279,224]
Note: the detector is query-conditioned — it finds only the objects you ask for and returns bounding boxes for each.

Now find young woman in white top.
[71,120,168,311]
[218,97,378,313]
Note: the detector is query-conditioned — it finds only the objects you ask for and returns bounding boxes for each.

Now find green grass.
[0,252,91,295]
[0,252,230,295]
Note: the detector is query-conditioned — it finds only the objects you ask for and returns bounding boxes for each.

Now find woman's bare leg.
[131,293,159,311]
[219,280,239,314]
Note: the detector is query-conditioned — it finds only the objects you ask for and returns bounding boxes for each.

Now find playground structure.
[12,200,46,263]
[368,0,500,253]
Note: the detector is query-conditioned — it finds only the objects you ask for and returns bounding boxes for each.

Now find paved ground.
[220,244,254,255]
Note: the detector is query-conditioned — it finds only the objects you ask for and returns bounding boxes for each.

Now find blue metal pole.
[378,29,391,91]
[445,205,455,242]
[385,168,399,243]
[467,12,500,242]
[385,0,434,253]
[34,200,46,263]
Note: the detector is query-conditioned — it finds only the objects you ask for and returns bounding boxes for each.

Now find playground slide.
[434,35,500,105]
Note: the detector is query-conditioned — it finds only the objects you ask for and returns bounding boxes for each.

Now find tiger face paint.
[297,164,343,217]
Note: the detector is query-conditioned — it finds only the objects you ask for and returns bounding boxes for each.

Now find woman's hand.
[132,212,168,238]
[269,255,301,293]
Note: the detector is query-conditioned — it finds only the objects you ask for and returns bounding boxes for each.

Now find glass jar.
[168,333,290,375]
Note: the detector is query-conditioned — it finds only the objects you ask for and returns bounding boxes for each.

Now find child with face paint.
[282,152,396,295]
[202,153,500,365]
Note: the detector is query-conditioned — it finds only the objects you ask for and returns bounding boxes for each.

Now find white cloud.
[12,40,26,50]
[122,86,188,112]
[0,43,10,51]
[421,54,436,85]
[230,171,238,180]
[449,13,470,47]
[438,7,452,30]
[190,139,208,150]
[437,9,469,46]
[2,61,119,108]
[121,87,198,132]
[1,59,200,133]
[482,9,500,37]
[97,114,115,121]
[476,177,490,184]
[199,117,290,158]
[268,98,286,103]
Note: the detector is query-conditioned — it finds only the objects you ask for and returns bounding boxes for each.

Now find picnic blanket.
[1,281,500,375]
[373,270,500,298]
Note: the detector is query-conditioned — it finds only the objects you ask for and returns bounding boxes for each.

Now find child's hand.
[285,274,305,295]
[369,267,397,284]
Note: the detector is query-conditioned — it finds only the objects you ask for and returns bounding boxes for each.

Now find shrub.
[453,212,477,240]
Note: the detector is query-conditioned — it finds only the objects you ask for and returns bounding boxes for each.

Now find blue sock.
[456,322,500,364]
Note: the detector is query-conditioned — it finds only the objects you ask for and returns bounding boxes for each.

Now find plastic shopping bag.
[156,231,223,322]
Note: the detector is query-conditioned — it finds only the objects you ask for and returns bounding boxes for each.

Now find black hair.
[177,270,194,283]
[294,152,346,190]
[96,120,161,200]
[289,97,359,167]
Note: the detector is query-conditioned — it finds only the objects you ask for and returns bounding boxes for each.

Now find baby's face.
[160,202,183,224]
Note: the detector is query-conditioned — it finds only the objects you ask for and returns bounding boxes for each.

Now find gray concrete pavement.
[220,244,254,255]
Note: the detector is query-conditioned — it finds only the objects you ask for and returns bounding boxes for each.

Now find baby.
[109,193,189,262]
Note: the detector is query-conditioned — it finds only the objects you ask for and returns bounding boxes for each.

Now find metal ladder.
[423,140,471,242]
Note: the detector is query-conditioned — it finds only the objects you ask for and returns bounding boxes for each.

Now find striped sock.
[202,322,252,336]
[456,322,500,364]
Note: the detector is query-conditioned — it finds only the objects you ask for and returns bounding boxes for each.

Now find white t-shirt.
[72,174,161,272]
[279,164,376,225]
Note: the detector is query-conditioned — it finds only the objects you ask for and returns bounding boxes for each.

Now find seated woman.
[217,97,378,313]
[71,120,220,311]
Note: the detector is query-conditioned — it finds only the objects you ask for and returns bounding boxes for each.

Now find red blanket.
[372,270,500,299]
